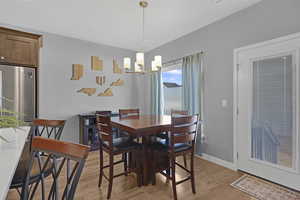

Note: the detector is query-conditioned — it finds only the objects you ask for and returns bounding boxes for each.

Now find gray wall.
[142,0,300,162]
[40,34,138,143]
[0,23,137,143]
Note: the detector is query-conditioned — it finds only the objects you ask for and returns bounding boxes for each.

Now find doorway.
[234,33,300,190]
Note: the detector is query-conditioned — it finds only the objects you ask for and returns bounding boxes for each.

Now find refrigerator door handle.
[0,70,2,108]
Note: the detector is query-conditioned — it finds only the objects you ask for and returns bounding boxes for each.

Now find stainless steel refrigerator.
[0,65,36,122]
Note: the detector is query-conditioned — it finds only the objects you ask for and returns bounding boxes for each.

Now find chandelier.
[123,1,162,73]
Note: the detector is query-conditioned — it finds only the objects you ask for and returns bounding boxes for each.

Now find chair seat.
[103,137,140,152]
[150,141,192,153]
[11,142,53,188]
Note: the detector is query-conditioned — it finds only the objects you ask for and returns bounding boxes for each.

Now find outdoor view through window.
[162,68,182,114]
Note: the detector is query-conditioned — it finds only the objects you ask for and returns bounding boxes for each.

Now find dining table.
[0,126,30,200]
[111,115,171,185]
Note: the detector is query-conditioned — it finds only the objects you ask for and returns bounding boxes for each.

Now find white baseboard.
[196,153,237,171]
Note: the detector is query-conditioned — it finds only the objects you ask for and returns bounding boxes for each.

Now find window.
[162,64,182,114]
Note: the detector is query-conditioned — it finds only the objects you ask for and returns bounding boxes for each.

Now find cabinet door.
[1,33,38,66]
[0,33,6,62]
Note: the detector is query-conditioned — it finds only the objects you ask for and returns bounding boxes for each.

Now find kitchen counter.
[0,127,30,200]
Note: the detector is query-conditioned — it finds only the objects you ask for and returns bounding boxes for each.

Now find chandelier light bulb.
[124,57,131,70]
[152,60,158,72]
[154,56,162,68]
[122,1,163,74]
[135,62,142,72]
[136,52,145,67]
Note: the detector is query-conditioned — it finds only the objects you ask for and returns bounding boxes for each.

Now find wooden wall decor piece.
[96,76,106,86]
[96,76,101,85]
[71,64,84,80]
[98,88,113,96]
[77,88,96,96]
[91,56,103,71]
[113,59,122,74]
[110,78,124,86]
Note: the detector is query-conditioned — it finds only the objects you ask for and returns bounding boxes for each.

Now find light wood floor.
[7,151,254,200]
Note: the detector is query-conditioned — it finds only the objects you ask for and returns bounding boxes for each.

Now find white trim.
[233,31,300,172]
[233,47,239,170]
[196,153,237,171]
[0,71,2,108]
[234,32,300,55]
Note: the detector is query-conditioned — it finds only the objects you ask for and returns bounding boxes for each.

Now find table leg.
[142,136,149,185]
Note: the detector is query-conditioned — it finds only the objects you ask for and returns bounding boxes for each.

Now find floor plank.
[7,151,252,200]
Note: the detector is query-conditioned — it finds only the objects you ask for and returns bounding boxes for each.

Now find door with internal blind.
[235,34,300,190]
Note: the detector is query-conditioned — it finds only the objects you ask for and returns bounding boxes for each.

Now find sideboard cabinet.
[79,113,118,151]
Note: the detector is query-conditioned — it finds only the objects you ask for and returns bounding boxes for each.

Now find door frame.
[233,31,300,171]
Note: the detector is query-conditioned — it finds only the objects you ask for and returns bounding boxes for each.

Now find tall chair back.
[32,119,66,140]
[21,137,89,200]
[119,109,139,118]
[170,115,199,151]
[96,115,113,149]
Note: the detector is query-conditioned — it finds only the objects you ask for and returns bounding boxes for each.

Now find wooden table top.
[111,115,171,135]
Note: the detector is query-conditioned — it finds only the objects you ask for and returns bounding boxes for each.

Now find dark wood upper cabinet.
[0,27,42,67]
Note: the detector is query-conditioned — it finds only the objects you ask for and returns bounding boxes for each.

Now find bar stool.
[97,114,142,199]
[21,137,89,199]
[10,119,66,195]
[150,115,200,200]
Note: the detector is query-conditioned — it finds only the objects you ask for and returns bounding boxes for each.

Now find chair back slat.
[170,115,199,147]
[33,119,65,127]
[172,115,198,125]
[173,133,196,144]
[119,109,139,118]
[98,124,112,134]
[22,137,89,200]
[171,109,188,116]
[100,132,112,141]
[95,111,112,116]
[171,124,198,135]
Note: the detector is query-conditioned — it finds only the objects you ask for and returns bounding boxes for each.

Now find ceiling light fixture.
[123,1,162,73]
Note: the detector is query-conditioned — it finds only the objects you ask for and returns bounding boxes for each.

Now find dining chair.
[96,114,142,199]
[157,110,189,168]
[20,137,89,200]
[10,119,66,194]
[150,115,199,200]
[96,110,128,171]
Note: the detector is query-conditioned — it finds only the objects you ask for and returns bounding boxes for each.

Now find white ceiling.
[0,0,261,51]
